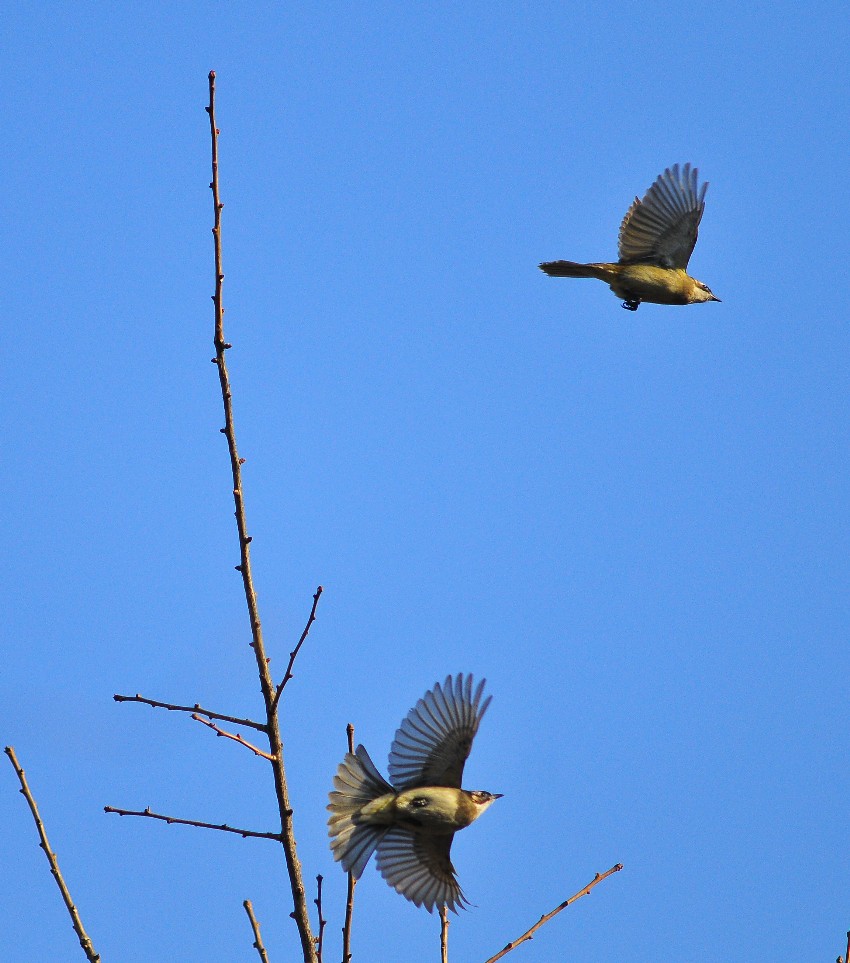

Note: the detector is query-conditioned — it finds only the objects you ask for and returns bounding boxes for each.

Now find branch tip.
[206,71,316,960]
[483,863,623,963]
[6,747,102,962]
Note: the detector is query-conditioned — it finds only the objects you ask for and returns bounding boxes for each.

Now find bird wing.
[375,827,468,913]
[388,674,491,790]
[617,163,708,269]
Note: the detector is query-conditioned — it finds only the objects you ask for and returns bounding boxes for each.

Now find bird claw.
[622,299,640,311]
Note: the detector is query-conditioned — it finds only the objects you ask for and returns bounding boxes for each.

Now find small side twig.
[191,713,277,761]
[113,693,267,732]
[271,586,324,713]
[440,904,450,963]
[341,723,356,963]
[482,863,623,963]
[314,875,326,963]
[104,805,282,841]
[5,747,101,963]
[244,900,271,963]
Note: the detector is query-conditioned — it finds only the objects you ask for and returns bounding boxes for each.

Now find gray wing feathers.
[618,163,708,269]
[388,674,491,789]
[337,824,390,878]
[375,828,468,913]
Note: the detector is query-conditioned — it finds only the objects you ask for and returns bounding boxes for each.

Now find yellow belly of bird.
[396,787,475,834]
[607,264,693,305]
[357,787,475,835]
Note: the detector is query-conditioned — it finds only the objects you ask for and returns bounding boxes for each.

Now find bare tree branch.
[341,723,356,963]
[271,585,324,713]
[5,747,101,963]
[104,805,282,841]
[113,693,266,732]
[244,900,271,963]
[206,70,316,963]
[482,863,623,963]
[314,875,326,963]
[439,904,449,963]
[191,713,277,761]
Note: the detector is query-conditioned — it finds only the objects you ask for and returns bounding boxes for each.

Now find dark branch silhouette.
[244,900,271,963]
[482,864,623,963]
[113,693,266,732]
[272,585,324,713]
[5,747,101,963]
[104,805,283,840]
[191,713,277,761]
[314,875,327,963]
[205,68,316,962]
[341,723,356,963]
[439,904,450,963]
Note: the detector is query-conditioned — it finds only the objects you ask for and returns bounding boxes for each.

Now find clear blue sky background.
[2,3,848,961]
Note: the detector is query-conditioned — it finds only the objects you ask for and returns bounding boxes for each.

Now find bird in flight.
[327,674,500,913]
[539,163,720,311]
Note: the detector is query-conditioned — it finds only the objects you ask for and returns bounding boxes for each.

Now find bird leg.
[622,299,640,311]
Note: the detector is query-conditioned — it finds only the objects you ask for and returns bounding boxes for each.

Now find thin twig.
[440,904,450,963]
[341,724,356,963]
[104,805,282,841]
[191,713,277,761]
[271,586,323,713]
[206,70,316,963]
[113,693,267,732]
[845,930,850,963]
[244,900,271,963]
[314,875,326,963]
[482,863,623,963]
[5,747,101,963]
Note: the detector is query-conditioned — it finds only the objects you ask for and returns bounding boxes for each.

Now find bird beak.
[711,294,722,302]
[492,793,504,799]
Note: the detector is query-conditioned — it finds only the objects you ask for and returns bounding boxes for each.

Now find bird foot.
[622,299,640,311]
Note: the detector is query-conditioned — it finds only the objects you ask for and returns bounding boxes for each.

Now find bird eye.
[411,797,429,808]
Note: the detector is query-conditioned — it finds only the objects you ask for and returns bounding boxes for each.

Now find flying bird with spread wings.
[327,674,500,913]
[540,163,720,310]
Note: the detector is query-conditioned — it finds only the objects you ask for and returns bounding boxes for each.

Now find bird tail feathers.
[539,260,616,280]
[327,746,395,878]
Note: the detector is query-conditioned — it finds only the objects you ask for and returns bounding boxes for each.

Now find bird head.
[691,279,721,303]
[467,790,503,820]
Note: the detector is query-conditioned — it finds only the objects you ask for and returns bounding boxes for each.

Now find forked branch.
[191,713,277,761]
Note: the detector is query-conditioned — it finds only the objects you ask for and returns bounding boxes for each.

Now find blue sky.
[2,2,849,961]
